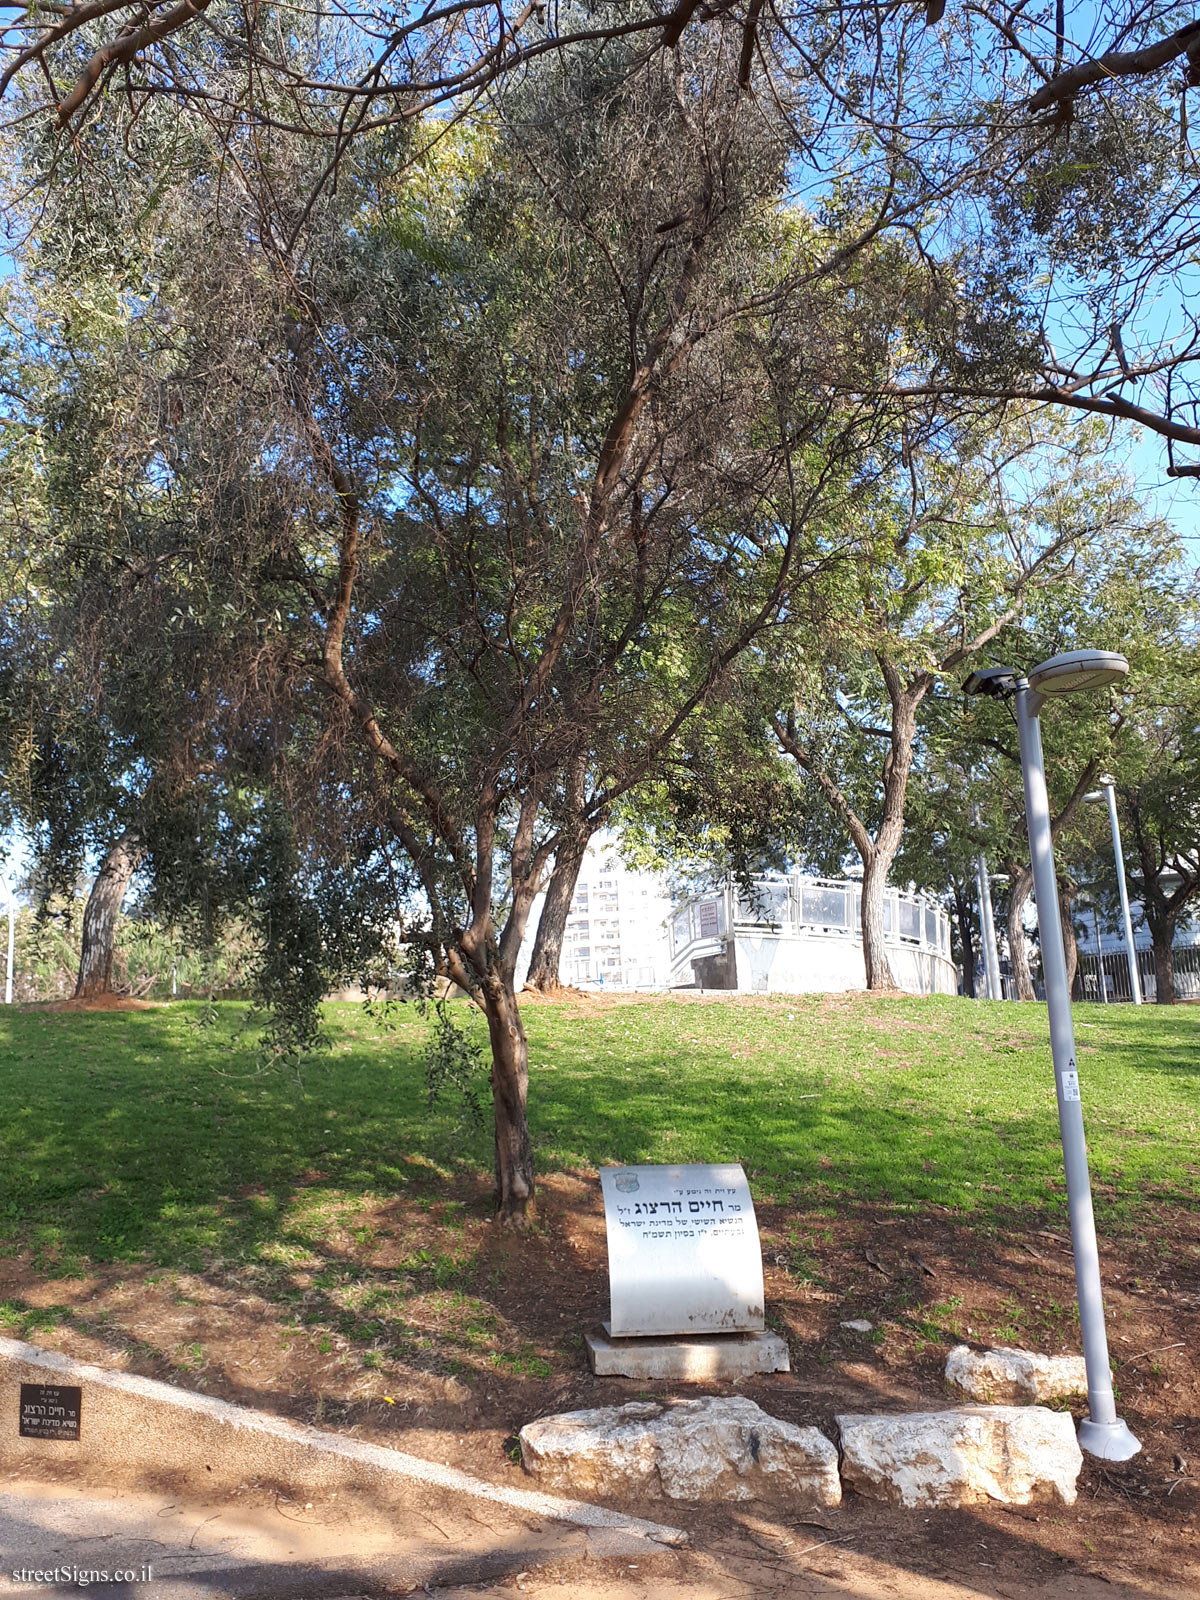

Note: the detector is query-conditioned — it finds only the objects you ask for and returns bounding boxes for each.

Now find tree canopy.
[3,5,1198,1223]
[6,2,1200,466]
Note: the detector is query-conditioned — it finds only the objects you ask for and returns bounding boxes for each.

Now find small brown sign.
[19,1383,81,1441]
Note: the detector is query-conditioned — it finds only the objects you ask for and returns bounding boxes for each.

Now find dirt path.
[0,1475,636,1598]
[0,1476,1179,1600]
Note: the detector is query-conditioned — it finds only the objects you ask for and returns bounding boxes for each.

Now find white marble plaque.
[599,1163,765,1338]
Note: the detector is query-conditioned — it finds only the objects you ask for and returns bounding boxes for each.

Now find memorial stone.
[589,1163,788,1378]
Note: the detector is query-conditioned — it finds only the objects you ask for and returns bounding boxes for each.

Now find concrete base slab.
[585,1328,789,1380]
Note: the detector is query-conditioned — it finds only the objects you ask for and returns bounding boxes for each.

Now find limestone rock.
[520,1396,840,1505]
[945,1344,1088,1405]
[840,1319,873,1333]
[837,1406,1082,1509]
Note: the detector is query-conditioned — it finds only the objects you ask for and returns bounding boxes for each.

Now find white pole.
[977,855,1002,1000]
[1015,682,1139,1461]
[971,806,1002,1000]
[3,880,13,1005]
[1092,903,1107,1004]
[1103,782,1143,1005]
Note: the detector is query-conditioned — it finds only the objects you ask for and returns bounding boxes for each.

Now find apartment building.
[536,838,673,990]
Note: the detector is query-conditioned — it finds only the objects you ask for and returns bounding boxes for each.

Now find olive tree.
[10,29,912,1217]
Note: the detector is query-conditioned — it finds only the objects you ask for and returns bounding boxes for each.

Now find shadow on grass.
[1,999,1198,1276]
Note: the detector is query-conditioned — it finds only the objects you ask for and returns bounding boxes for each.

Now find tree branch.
[1028,20,1200,114]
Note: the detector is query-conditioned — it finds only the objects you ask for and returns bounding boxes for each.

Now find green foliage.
[616,698,812,895]
[1007,90,1178,277]
[2,898,257,1003]
[242,807,331,1067]
[421,999,490,1128]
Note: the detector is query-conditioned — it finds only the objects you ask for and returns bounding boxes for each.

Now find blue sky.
[1126,426,1200,556]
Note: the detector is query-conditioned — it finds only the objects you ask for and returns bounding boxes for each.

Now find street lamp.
[1,878,13,1005]
[970,804,1003,1001]
[1085,776,1143,1005]
[963,650,1140,1462]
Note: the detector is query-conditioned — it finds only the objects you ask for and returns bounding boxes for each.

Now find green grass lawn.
[0,994,1197,1277]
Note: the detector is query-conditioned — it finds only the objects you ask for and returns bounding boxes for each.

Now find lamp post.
[1085,776,1143,1005]
[1089,898,1108,1004]
[2,878,13,1005]
[963,651,1140,1462]
[970,804,1003,1001]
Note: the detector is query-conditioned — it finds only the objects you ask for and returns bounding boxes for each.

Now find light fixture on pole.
[962,650,1140,1462]
[1085,776,1143,1005]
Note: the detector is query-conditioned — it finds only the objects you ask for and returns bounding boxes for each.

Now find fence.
[971,944,1200,1002]
[1075,944,1200,1004]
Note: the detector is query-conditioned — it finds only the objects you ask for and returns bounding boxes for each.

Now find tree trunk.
[855,666,927,992]
[74,828,144,999]
[1129,806,1189,1006]
[1150,919,1177,1004]
[952,877,977,997]
[481,973,535,1223]
[860,850,898,991]
[775,668,927,996]
[1006,866,1036,1001]
[1058,879,1078,997]
[525,831,590,992]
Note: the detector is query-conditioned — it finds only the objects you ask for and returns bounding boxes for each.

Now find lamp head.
[1026,650,1129,698]
[962,666,1019,698]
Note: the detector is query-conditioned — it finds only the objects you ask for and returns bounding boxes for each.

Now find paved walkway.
[0,1480,1174,1600]
[0,1478,645,1598]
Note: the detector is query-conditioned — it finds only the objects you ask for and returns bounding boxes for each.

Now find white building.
[517,837,673,990]
[668,873,958,997]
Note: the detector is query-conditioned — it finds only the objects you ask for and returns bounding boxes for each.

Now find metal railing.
[669,874,952,964]
[1076,945,1200,1004]
[969,945,1200,1003]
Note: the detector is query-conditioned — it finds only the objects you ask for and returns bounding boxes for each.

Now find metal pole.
[1092,904,1107,1004]
[1015,682,1139,1461]
[979,863,1002,1001]
[971,805,1002,1000]
[4,888,12,1005]
[1104,782,1143,1005]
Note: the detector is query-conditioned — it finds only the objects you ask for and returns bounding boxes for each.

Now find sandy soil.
[29,994,164,1012]
[3,1170,1198,1596]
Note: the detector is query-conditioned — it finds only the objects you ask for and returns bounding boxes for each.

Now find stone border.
[517,1396,1085,1510]
[0,1337,686,1549]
